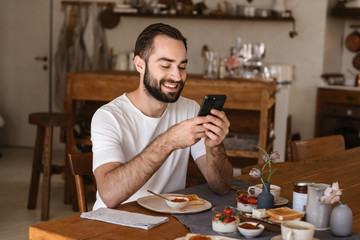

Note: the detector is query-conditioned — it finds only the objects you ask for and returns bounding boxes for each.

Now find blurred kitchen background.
[0,0,359,159]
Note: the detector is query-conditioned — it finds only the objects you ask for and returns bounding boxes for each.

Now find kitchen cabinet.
[64,71,276,164]
[315,87,360,149]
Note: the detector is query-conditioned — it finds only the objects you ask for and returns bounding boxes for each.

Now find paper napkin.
[80,208,169,230]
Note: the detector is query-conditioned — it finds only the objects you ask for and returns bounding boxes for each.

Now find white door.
[0,0,50,147]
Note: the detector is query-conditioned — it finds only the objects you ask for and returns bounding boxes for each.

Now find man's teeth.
[164,83,177,88]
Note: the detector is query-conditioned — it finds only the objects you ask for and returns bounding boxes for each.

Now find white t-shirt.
[91,94,206,210]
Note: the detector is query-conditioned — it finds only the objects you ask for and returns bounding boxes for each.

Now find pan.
[345,30,360,52]
[98,4,120,29]
[353,53,360,70]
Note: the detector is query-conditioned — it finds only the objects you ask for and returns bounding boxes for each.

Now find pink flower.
[320,182,343,204]
[249,168,261,179]
[248,146,279,192]
[270,151,280,162]
[226,55,238,70]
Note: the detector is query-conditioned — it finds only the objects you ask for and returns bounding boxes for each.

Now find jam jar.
[292,181,313,213]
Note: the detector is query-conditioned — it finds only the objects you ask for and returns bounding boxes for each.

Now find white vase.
[330,203,353,237]
[305,183,331,229]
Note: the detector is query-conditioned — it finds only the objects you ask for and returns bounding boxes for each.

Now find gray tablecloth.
[172,178,359,240]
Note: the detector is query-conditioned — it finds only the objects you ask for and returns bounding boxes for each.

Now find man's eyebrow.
[157,57,188,64]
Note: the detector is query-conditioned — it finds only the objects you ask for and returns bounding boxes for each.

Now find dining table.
[29,146,360,240]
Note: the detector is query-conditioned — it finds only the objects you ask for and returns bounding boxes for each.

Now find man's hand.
[164,117,208,150]
[202,109,230,148]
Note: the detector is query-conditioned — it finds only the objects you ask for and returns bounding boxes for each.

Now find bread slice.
[172,194,205,205]
[265,207,304,221]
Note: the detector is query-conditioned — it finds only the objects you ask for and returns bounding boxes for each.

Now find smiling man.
[91,23,233,210]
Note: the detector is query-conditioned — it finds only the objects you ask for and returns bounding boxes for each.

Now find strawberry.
[247,196,258,205]
[222,208,232,216]
[222,216,236,223]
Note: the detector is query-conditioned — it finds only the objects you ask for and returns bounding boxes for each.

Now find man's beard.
[143,65,184,103]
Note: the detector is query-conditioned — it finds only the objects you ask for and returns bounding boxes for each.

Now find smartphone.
[197,95,227,117]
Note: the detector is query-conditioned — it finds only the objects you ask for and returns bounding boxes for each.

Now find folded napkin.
[80,208,168,230]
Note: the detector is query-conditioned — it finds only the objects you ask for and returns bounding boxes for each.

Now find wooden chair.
[68,152,94,213]
[290,134,345,162]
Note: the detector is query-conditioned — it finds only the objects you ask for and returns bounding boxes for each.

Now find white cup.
[281,220,315,240]
[247,184,281,201]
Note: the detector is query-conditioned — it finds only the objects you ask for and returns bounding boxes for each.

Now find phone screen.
[197,95,227,117]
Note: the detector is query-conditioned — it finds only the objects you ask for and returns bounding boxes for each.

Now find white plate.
[274,197,289,206]
[175,233,238,240]
[137,194,212,214]
[271,235,319,240]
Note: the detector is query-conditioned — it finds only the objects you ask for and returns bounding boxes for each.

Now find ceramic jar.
[257,182,274,209]
[305,183,332,229]
[330,203,353,237]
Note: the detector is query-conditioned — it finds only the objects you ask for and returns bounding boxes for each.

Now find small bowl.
[237,222,264,238]
[165,196,189,210]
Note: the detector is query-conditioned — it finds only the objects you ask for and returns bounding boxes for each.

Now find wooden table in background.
[239,146,360,233]
[29,147,360,239]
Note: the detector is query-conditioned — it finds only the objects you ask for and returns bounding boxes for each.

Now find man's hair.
[134,23,187,61]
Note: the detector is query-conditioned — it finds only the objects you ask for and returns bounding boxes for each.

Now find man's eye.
[179,65,186,70]
[161,65,170,69]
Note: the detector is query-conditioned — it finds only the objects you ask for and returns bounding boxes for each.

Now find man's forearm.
[205,144,233,195]
[97,132,174,207]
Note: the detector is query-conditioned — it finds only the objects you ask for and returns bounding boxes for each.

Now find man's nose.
[170,68,182,81]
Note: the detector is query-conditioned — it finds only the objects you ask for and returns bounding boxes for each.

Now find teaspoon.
[147,189,171,201]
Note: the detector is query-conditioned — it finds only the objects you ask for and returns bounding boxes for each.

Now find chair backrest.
[63,72,139,147]
[290,134,345,162]
[68,152,94,213]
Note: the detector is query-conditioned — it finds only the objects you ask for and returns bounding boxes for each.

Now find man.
[91,23,232,210]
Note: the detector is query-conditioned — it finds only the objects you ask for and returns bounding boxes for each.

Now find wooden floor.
[0,147,82,240]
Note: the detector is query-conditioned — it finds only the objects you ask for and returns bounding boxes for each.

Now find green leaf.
[219,213,226,221]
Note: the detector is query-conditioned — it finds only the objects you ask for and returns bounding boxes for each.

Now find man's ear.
[134,55,145,73]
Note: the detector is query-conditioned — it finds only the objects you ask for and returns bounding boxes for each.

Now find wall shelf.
[115,12,298,38]
[331,6,360,19]
[115,12,294,22]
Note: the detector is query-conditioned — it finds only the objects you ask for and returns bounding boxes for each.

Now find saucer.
[271,235,319,240]
[274,197,289,206]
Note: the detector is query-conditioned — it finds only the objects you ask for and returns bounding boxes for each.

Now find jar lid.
[293,181,314,186]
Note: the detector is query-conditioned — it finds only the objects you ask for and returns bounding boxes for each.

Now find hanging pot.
[345,30,360,52]
[98,4,120,29]
[352,53,360,70]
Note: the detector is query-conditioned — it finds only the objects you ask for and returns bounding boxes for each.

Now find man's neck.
[127,89,168,118]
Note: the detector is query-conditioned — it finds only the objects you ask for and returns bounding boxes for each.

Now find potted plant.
[249,146,279,209]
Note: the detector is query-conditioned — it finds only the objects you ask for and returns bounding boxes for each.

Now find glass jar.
[203,51,219,79]
[292,181,313,213]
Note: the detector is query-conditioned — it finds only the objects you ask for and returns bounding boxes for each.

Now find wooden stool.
[27,112,75,221]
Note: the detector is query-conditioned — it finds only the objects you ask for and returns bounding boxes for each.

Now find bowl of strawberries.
[236,192,257,213]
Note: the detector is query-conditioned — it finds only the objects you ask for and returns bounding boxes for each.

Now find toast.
[172,194,205,205]
[265,207,304,221]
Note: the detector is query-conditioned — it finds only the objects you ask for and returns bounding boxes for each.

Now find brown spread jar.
[292,181,313,213]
